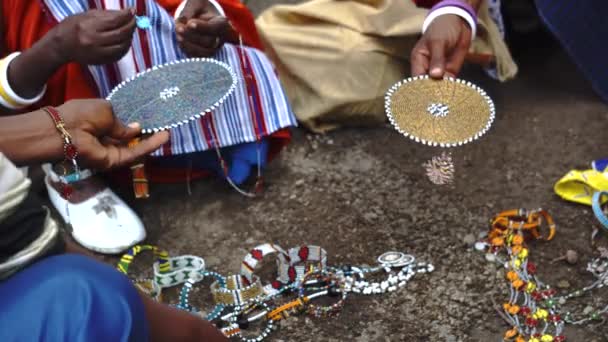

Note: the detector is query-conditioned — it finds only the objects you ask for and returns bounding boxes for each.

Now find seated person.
[0,99,226,341]
[1,0,296,254]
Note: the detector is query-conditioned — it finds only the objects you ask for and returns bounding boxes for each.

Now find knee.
[37,254,149,340]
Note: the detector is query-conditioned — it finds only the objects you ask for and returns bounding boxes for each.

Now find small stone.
[557,280,570,289]
[474,242,487,251]
[462,234,476,246]
[295,179,305,187]
[583,306,594,315]
[485,253,496,262]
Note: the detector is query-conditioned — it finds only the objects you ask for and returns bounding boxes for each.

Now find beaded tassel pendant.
[422,152,455,185]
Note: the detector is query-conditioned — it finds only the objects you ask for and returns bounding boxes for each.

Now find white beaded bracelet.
[422,6,477,41]
[0,52,46,109]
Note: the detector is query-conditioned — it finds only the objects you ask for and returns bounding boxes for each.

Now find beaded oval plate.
[385,75,495,147]
[107,58,237,134]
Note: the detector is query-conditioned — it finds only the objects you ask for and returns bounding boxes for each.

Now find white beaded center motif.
[427,102,449,118]
[160,87,180,101]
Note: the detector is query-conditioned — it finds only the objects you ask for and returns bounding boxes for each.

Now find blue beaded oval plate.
[107,58,237,134]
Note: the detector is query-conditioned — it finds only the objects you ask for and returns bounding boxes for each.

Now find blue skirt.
[0,254,148,342]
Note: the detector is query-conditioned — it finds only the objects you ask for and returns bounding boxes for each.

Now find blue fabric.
[0,254,149,342]
[535,0,608,103]
[592,158,608,173]
[151,139,269,185]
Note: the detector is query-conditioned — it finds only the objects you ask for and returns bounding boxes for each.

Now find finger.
[178,29,219,48]
[179,39,217,57]
[108,132,170,167]
[98,16,136,46]
[410,41,431,76]
[95,43,133,63]
[107,120,142,142]
[429,39,447,79]
[98,9,135,31]
[186,17,230,38]
[445,31,472,77]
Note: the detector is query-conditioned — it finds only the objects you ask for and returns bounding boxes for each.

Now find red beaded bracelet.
[42,106,80,199]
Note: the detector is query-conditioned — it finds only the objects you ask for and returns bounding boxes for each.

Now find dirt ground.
[38,4,608,342]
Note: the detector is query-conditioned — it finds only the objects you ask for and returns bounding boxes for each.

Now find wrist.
[0,110,64,166]
[42,30,71,66]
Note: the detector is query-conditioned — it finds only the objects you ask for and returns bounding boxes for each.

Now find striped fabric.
[41,0,297,156]
[535,0,608,104]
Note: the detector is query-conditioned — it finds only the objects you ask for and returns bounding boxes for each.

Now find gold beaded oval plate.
[385,75,495,147]
[107,58,237,134]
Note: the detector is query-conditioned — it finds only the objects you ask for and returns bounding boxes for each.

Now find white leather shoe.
[42,164,146,254]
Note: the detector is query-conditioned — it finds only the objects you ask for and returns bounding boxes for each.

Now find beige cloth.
[256,0,518,132]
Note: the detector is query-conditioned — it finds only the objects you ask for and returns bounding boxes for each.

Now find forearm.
[0,109,63,166]
[6,32,66,102]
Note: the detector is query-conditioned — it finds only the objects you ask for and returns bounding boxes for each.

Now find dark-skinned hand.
[410,15,472,79]
[49,9,136,65]
[55,99,169,170]
[175,0,232,57]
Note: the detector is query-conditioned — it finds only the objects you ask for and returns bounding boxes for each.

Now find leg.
[0,254,149,341]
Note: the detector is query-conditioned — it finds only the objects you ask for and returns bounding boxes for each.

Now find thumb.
[108,120,142,142]
[178,0,205,20]
[429,40,447,79]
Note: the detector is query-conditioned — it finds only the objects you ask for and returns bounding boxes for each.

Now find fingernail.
[431,67,442,75]
[188,22,197,29]
[128,122,141,129]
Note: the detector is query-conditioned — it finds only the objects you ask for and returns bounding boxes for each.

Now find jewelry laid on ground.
[117,243,434,340]
[477,208,608,342]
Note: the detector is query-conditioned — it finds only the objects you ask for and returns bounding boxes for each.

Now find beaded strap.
[116,244,170,276]
[228,301,274,342]
[178,272,225,321]
[211,275,264,306]
[240,243,288,295]
[592,191,608,230]
[297,270,347,318]
[154,254,205,288]
[277,245,328,286]
[132,278,162,302]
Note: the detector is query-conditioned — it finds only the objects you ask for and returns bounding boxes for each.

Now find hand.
[175,0,232,57]
[49,9,136,65]
[56,99,169,170]
[410,15,472,79]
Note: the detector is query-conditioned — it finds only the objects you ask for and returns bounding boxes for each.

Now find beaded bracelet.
[592,191,608,230]
[228,301,274,342]
[297,270,347,318]
[240,243,288,294]
[220,323,241,339]
[0,52,46,110]
[116,244,170,277]
[277,245,328,285]
[211,275,264,307]
[132,278,163,302]
[154,254,205,288]
[42,106,81,199]
[178,271,226,321]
